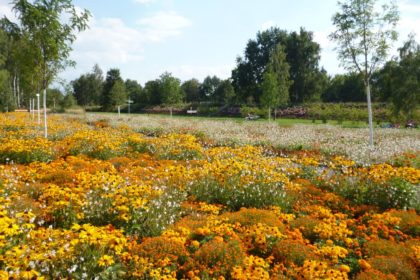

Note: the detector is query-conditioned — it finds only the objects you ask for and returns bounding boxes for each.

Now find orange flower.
[358,259,371,270]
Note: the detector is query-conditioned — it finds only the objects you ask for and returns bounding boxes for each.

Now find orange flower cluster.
[0,113,418,279]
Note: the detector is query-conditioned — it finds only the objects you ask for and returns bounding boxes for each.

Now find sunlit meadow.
[0,112,419,280]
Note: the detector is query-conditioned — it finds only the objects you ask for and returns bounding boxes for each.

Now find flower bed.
[0,112,419,279]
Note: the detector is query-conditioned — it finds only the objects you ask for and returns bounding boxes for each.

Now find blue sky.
[1,0,420,85]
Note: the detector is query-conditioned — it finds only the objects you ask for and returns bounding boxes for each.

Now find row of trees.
[0,0,90,137]
[0,0,417,127]
[71,65,236,111]
[69,29,418,122]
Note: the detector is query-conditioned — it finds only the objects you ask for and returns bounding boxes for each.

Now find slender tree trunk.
[366,80,374,147]
[16,76,21,108]
[170,107,173,117]
[268,107,271,122]
[43,88,48,138]
[118,106,121,116]
[12,74,17,107]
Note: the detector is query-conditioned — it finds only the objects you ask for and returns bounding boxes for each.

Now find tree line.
[0,0,418,123]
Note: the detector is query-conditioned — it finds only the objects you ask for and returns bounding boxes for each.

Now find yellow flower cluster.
[0,113,418,279]
[231,255,270,280]
[294,260,349,280]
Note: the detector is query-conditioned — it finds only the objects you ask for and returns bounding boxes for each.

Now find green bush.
[126,187,186,238]
[188,176,289,211]
[240,106,266,118]
[334,177,417,210]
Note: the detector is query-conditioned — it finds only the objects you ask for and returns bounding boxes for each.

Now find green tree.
[286,28,323,103]
[144,80,161,105]
[125,79,142,112]
[260,44,292,121]
[232,27,323,104]
[322,73,365,102]
[0,29,13,112]
[110,80,127,115]
[0,70,12,112]
[269,44,291,106]
[389,35,420,121]
[102,68,123,111]
[214,79,235,105]
[159,72,182,116]
[4,0,90,137]
[330,0,399,146]
[199,75,221,102]
[260,67,278,121]
[59,93,76,110]
[46,88,63,110]
[181,78,201,103]
[72,64,103,108]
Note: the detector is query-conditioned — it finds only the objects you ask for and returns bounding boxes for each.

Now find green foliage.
[110,80,127,108]
[307,103,391,123]
[240,106,265,118]
[199,75,221,102]
[125,79,142,110]
[322,73,365,102]
[214,79,235,104]
[0,70,13,112]
[232,27,324,104]
[5,0,90,101]
[101,69,124,111]
[59,93,76,110]
[188,176,289,211]
[389,35,420,121]
[72,64,104,107]
[0,149,54,164]
[182,78,201,103]
[127,187,186,238]
[159,72,182,105]
[333,177,417,210]
[330,0,399,78]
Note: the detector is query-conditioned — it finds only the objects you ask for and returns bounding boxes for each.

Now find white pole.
[118,105,120,116]
[366,81,374,147]
[32,98,35,119]
[29,99,32,115]
[36,93,40,125]
[43,88,48,138]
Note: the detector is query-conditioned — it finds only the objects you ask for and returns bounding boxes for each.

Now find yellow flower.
[191,240,200,248]
[339,264,351,273]
[98,255,115,267]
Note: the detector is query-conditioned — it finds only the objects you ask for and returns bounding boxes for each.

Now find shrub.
[334,177,417,210]
[363,239,409,258]
[390,210,420,237]
[193,239,245,277]
[368,256,417,280]
[272,239,316,266]
[135,236,187,263]
[221,208,283,227]
[188,176,288,211]
[354,269,398,280]
[290,216,321,242]
[127,187,187,238]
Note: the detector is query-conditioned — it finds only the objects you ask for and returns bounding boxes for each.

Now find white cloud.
[399,0,420,14]
[63,11,192,82]
[137,11,192,42]
[72,17,145,65]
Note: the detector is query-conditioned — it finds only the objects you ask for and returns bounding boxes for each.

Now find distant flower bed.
[0,112,419,279]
